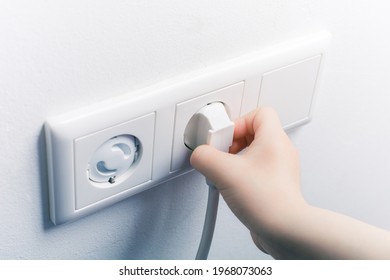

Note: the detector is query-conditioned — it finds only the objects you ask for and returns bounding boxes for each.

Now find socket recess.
[171,81,244,172]
[45,31,330,224]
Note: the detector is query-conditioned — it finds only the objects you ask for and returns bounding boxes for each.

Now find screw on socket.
[108,176,116,184]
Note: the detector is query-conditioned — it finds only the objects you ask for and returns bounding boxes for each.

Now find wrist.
[250,193,310,258]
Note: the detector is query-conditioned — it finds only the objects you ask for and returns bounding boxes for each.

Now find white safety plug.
[88,135,140,185]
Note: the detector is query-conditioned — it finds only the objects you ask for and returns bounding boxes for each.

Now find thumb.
[190,144,243,190]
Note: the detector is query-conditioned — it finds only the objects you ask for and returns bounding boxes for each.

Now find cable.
[195,183,219,260]
[183,102,234,260]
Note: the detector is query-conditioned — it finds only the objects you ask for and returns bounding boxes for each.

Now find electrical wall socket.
[45,31,330,224]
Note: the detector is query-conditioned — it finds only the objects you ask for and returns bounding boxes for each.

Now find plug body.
[184,102,234,153]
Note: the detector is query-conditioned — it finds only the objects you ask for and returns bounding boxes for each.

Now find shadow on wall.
[38,128,52,230]
[123,172,206,259]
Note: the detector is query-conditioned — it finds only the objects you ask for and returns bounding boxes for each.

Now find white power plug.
[184,102,235,260]
[184,102,234,153]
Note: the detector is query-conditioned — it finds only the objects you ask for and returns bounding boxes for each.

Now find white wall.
[1,0,390,259]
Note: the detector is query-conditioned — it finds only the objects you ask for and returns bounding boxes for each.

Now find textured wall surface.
[1,0,390,259]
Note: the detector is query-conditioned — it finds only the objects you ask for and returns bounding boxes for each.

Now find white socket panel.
[45,31,330,224]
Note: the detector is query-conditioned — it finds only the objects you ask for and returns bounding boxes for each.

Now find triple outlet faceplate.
[45,31,330,224]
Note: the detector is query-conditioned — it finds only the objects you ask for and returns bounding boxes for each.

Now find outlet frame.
[45,31,330,224]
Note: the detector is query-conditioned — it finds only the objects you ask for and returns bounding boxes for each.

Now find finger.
[190,144,243,189]
[229,110,257,153]
[230,107,283,154]
[251,107,284,142]
[232,111,257,141]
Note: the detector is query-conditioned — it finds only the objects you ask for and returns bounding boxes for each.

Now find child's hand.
[190,107,306,257]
